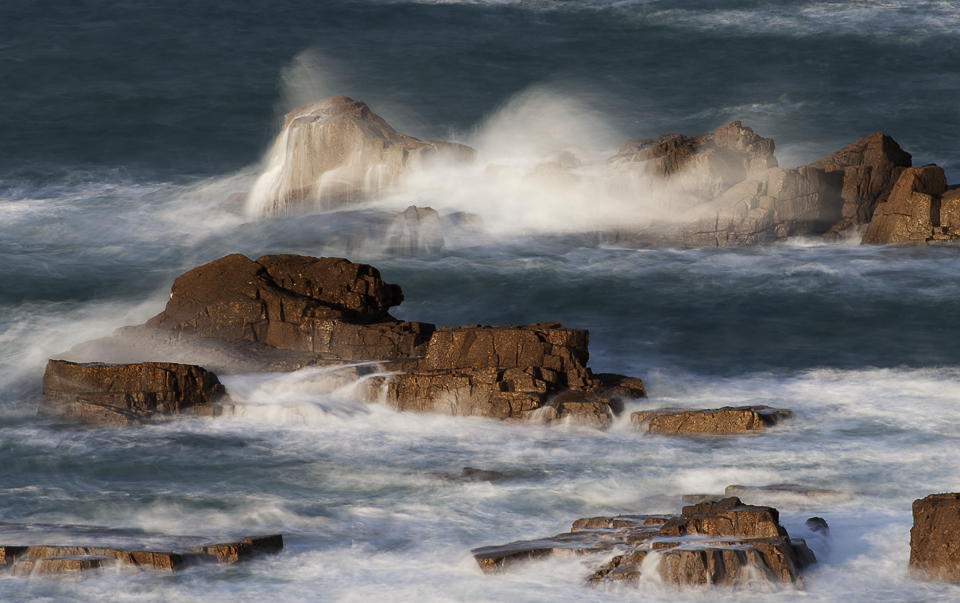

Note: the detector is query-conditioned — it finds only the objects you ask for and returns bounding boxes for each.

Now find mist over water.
[3,0,960,600]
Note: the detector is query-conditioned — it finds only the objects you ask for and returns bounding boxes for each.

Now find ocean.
[3,0,960,600]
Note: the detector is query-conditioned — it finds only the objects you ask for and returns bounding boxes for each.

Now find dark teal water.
[3,1,960,601]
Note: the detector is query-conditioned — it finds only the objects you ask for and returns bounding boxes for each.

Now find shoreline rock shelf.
[472,497,816,588]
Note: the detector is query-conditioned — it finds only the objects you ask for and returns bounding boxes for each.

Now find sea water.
[3,0,960,600]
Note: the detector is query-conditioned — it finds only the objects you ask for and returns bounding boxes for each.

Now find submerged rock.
[473,497,815,588]
[630,405,793,435]
[910,492,960,583]
[247,95,476,216]
[386,205,445,255]
[38,360,228,425]
[725,484,854,505]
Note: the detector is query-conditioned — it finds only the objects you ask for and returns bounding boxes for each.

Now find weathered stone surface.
[39,360,228,425]
[861,165,951,244]
[476,497,814,588]
[248,95,476,215]
[0,529,284,577]
[602,126,918,247]
[631,405,793,435]
[142,254,434,362]
[910,493,960,583]
[809,132,912,233]
[606,121,778,215]
[379,323,643,424]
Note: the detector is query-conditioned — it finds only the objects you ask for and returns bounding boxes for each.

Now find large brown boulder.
[247,96,476,215]
[861,165,952,244]
[379,323,645,425]
[143,254,434,361]
[38,360,228,425]
[474,497,814,588]
[809,132,912,233]
[910,493,960,582]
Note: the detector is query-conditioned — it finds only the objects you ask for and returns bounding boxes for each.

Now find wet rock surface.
[473,497,814,588]
[630,406,793,435]
[379,323,646,424]
[55,255,646,427]
[861,165,958,244]
[0,523,282,577]
[248,95,476,215]
[725,484,854,505]
[39,360,228,425]
[602,124,918,247]
[910,492,960,583]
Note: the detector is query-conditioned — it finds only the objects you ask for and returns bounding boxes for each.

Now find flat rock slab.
[630,405,793,435]
[473,497,815,588]
[39,360,229,425]
[0,523,282,577]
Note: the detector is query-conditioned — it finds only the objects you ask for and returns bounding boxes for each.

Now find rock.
[142,254,435,361]
[379,323,642,424]
[808,132,912,233]
[58,256,646,427]
[805,517,830,534]
[0,534,283,577]
[861,165,952,244]
[725,484,854,505]
[605,121,778,215]
[386,205,445,255]
[247,95,476,215]
[38,360,228,425]
[910,493,960,582]
[603,126,918,247]
[631,405,794,435]
[475,497,814,588]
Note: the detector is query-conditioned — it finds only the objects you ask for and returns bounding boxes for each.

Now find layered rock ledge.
[0,525,282,577]
[472,497,815,588]
[630,405,793,435]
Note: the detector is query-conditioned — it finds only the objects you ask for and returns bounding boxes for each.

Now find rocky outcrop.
[910,493,960,582]
[473,497,814,588]
[809,132,912,233]
[144,253,435,361]
[724,483,854,504]
[630,406,793,435]
[378,323,646,426]
[861,165,959,244]
[38,360,228,425]
[247,96,476,216]
[604,125,915,247]
[0,528,282,577]
[605,121,778,215]
[57,255,645,427]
